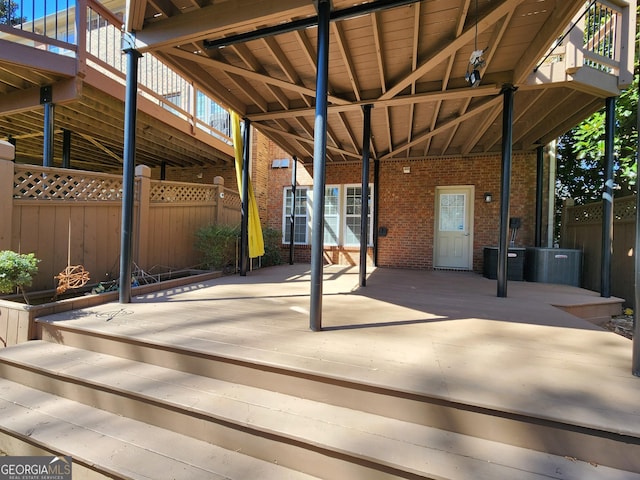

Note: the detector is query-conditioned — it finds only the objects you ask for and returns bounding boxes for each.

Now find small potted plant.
[0,250,39,305]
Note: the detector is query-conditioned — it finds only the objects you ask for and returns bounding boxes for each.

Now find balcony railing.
[0,0,232,144]
[536,0,634,88]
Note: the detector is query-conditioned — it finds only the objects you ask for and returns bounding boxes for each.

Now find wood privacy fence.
[0,160,241,292]
[561,195,636,307]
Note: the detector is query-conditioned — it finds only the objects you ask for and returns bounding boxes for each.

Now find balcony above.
[0,0,234,172]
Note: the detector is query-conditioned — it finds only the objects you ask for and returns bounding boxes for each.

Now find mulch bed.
[604,312,634,339]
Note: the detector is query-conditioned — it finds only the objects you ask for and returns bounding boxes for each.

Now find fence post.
[213,176,225,224]
[135,165,151,270]
[0,144,15,250]
[560,198,574,248]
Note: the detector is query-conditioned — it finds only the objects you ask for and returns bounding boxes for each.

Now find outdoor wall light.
[484,192,492,203]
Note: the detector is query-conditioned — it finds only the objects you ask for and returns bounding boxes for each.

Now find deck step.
[0,379,320,480]
[36,319,640,474]
[1,341,637,480]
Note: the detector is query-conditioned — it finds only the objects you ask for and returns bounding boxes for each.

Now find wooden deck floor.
[36,264,637,439]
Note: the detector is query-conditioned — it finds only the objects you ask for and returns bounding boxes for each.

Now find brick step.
[37,319,640,473]
[1,341,639,480]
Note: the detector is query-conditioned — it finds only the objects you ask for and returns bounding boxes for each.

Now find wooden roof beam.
[332,21,361,102]
[249,85,500,121]
[513,1,584,83]
[381,95,502,160]
[164,47,351,106]
[131,0,312,52]
[379,0,524,101]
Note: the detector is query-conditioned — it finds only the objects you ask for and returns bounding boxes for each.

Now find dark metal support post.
[289,156,298,265]
[240,118,251,276]
[633,80,640,375]
[118,47,142,304]
[535,145,544,247]
[160,161,166,180]
[310,0,331,331]
[601,97,615,298]
[373,158,380,267]
[497,85,516,298]
[359,104,373,287]
[62,129,71,169]
[43,102,54,167]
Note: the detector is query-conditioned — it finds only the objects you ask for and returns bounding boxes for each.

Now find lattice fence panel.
[149,181,218,203]
[14,167,124,200]
[565,195,636,225]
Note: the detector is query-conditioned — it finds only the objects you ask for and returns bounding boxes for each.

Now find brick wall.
[148,129,544,272]
[262,137,540,271]
[376,154,538,271]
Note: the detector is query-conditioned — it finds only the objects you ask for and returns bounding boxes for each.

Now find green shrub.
[195,224,283,271]
[261,227,283,267]
[194,224,240,271]
[0,251,40,303]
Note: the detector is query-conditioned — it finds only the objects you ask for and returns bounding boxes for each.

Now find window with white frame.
[281,184,373,247]
[283,187,308,244]
[324,185,340,246]
[344,185,373,246]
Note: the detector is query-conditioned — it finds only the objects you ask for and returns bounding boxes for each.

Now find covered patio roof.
[125,0,630,164]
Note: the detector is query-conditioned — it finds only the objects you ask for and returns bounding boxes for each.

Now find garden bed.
[0,269,221,348]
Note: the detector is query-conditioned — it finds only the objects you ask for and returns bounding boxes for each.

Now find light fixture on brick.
[403,166,410,174]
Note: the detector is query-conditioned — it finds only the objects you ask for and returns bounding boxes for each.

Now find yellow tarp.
[230,111,265,258]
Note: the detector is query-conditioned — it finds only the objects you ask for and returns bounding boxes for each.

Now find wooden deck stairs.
[0,318,638,480]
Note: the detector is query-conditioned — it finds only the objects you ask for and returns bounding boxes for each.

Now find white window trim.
[282,186,309,245]
[343,183,374,247]
[281,183,374,247]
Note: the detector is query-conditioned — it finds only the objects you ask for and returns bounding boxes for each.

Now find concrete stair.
[0,322,637,479]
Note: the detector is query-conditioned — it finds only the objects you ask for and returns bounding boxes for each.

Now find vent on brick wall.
[271,159,290,168]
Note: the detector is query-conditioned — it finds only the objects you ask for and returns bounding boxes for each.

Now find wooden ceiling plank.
[293,30,317,76]
[261,36,311,107]
[513,1,584,83]
[379,0,524,101]
[461,103,501,154]
[258,122,360,160]
[492,89,546,150]
[332,21,361,102]
[337,111,359,154]
[381,95,502,160]
[164,47,350,105]
[445,9,512,155]
[231,43,291,109]
[133,0,313,51]
[224,72,269,113]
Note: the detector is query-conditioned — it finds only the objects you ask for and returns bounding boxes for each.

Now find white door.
[434,186,474,270]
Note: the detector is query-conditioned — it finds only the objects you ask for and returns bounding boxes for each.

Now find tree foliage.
[0,1,26,25]
[556,8,639,206]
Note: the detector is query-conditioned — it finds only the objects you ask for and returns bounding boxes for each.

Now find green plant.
[261,227,283,267]
[194,224,240,272]
[0,251,40,304]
